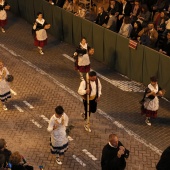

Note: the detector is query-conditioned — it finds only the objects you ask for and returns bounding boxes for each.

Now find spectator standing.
[0,139,11,168]
[63,0,73,12]
[119,16,132,38]
[141,76,165,126]
[105,0,120,31]
[0,154,5,169]
[130,0,141,24]
[47,106,69,165]
[117,0,132,32]
[78,71,102,132]
[101,134,129,170]
[0,61,11,111]
[130,20,142,40]
[156,146,170,170]
[32,12,51,55]
[9,151,33,170]
[138,22,158,48]
[137,4,151,28]
[159,31,170,56]
[95,6,109,26]
[0,0,10,33]
[74,3,86,18]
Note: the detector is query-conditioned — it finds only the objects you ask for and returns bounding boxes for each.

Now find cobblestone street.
[0,12,170,170]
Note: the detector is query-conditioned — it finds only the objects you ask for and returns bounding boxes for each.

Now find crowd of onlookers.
[0,139,33,170]
[46,0,170,56]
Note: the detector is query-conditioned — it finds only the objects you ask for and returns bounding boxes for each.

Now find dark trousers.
[83,98,97,119]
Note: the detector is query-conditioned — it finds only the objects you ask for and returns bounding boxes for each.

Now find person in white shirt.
[47,106,69,165]
[78,71,102,132]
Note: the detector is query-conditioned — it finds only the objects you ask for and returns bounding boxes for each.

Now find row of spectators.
[0,139,33,170]
[46,0,170,56]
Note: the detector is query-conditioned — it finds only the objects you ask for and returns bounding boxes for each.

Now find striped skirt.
[0,91,11,102]
[50,139,68,156]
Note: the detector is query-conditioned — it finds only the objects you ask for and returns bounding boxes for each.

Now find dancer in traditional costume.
[32,12,50,55]
[0,0,10,33]
[0,61,11,111]
[78,71,102,132]
[141,76,165,126]
[47,106,69,165]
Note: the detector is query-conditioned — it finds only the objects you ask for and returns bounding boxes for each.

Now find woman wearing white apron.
[0,61,11,110]
[0,0,10,33]
[141,76,165,126]
[47,106,69,165]
[32,12,50,55]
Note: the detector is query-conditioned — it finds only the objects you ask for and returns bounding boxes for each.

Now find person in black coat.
[117,0,132,31]
[156,146,170,170]
[95,6,109,26]
[130,20,142,40]
[0,139,11,168]
[159,31,170,56]
[101,134,129,170]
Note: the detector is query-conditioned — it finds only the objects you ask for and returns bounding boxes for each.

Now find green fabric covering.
[115,35,130,75]
[92,23,104,62]
[25,0,35,24]
[33,0,43,19]
[7,0,19,15]
[81,19,93,47]
[142,46,160,86]
[103,29,117,69]
[129,43,144,82]
[62,10,73,44]
[42,1,53,35]
[52,6,63,40]
[158,54,170,99]
[17,0,26,19]
[72,15,82,46]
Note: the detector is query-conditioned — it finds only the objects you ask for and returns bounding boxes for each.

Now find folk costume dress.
[141,83,160,118]
[0,0,8,29]
[0,67,11,103]
[47,113,69,156]
[74,42,88,71]
[33,18,48,48]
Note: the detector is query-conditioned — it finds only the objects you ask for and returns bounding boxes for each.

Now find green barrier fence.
[142,47,160,86]
[115,35,130,76]
[92,23,104,62]
[7,0,170,99]
[7,0,19,15]
[103,29,117,67]
[52,6,63,41]
[129,44,144,82]
[158,54,170,98]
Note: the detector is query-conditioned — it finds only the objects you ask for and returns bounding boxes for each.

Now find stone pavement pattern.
[0,12,170,170]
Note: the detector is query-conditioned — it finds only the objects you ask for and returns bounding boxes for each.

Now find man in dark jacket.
[156,146,170,170]
[95,6,109,26]
[101,134,129,170]
[0,139,11,168]
[159,31,170,56]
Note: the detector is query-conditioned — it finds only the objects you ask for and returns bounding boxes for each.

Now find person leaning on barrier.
[101,134,129,170]
[156,146,170,170]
